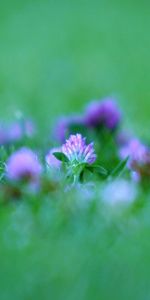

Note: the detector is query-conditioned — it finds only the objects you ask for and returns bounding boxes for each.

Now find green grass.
[0,1,150,299]
[0,0,150,135]
[0,189,150,300]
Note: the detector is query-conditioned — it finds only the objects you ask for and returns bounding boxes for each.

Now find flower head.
[85,98,121,130]
[119,139,148,167]
[116,131,131,147]
[7,119,36,143]
[0,123,8,145]
[53,115,84,143]
[62,134,96,165]
[102,179,137,206]
[8,123,23,142]
[6,147,42,181]
[54,117,68,143]
[24,119,36,138]
[119,138,150,178]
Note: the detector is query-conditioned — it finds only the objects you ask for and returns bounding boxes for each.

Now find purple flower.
[116,131,131,147]
[54,117,68,143]
[84,98,121,130]
[6,148,42,181]
[62,133,96,165]
[119,138,150,179]
[46,147,62,169]
[68,114,84,126]
[0,123,8,145]
[53,115,84,143]
[7,119,36,143]
[24,119,36,138]
[119,139,147,167]
[8,123,23,142]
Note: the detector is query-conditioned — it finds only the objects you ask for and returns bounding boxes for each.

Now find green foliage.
[53,152,69,163]
[86,164,108,179]
[0,0,150,300]
[110,156,129,178]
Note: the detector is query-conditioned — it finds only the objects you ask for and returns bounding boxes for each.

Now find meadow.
[0,1,150,299]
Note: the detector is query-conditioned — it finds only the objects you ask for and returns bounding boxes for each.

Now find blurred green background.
[0,1,150,299]
[0,0,150,136]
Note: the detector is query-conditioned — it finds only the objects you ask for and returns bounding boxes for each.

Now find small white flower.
[101,179,138,206]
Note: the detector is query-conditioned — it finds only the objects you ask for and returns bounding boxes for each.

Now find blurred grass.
[0,1,150,299]
[0,0,150,135]
[1,193,150,300]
